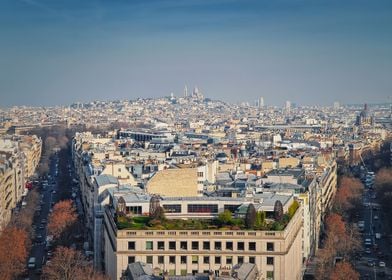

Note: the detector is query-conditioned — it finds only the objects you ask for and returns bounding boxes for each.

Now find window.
[215,241,222,250]
[181,256,187,264]
[224,204,240,213]
[180,241,188,250]
[158,256,164,264]
[181,270,187,276]
[192,241,199,250]
[169,241,176,250]
[267,257,274,265]
[192,256,199,264]
[215,256,221,264]
[238,256,244,264]
[197,172,204,177]
[169,256,176,264]
[158,241,165,250]
[188,204,218,213]
[226,256,233,265]
[249,257,255,264]
[126,206,142,215]
[163,204,182,213]
[128,242,135,250]
[266,271,274,280]
[204,256,210,264]
[192,270,198,276]
[146,256,153,264]
[249,242,256,251]
[237,242,244,251]
[128,256,135,263]
[267,242,274,252]
[203,241,210,250]
[226,242,233,251]
[146,241,153,250]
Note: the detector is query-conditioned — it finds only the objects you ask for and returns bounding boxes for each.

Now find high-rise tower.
[259,97,264,108]
[285,100,291,113]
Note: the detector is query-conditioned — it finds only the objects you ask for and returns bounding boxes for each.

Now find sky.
[0,0,391,107]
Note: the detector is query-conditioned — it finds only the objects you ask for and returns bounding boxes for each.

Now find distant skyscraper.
[285,100,291,111]
[259,97,264,108]
[184,85,188,97]
[333,101,340,109]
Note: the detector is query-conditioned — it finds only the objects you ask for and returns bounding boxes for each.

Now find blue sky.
[0,0,391,106]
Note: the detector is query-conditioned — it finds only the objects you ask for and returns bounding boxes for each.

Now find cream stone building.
[101,162,137,185]
[146,167,199,197]
[0,134,41,230]
[103,204,303,280]
[0,156,17,229]
[19,135,42,178]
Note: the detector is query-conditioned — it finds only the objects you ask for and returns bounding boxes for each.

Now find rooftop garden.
[115,200,300,231]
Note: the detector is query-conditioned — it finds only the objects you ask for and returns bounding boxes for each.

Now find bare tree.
[42,247,109,280]
[0,227,29,280]
[48,200,77,242]
[330,262,359,280]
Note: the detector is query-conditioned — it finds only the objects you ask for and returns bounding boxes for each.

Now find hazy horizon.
[1,0,391,107]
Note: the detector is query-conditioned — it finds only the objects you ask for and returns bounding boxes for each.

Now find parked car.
[27,257,36,269]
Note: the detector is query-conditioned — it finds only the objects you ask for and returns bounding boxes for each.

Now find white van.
[27,257,36,269]
[364,238,372,246]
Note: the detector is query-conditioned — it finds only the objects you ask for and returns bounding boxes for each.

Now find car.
[41,218,47,224]
[27,257,36,269]
[379,261,386,267]
[39,225,45,230]
[368,260,375,266]
[374,215,379,220]
[52,190,56,194]
[365,248,371,254]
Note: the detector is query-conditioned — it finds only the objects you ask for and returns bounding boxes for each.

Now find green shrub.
[288,200,300,218]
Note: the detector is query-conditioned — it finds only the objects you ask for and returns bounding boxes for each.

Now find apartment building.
[0,155,18,228]
[316,159,337,220]
[19,135,42,178]
[101,192,303,280]
[103,207,303,280]
[0,134,41,229]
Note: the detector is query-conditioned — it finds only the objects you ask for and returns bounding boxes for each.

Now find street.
[355,171,392,280]
[26,154,60,279]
